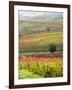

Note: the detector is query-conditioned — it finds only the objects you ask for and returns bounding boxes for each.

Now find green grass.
[19,51,62,56]
[19,69,43,79]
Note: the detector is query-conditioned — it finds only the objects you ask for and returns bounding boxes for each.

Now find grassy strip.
[19,51,62,56]
[19,69,43,79]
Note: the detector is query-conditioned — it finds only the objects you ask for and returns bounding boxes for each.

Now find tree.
[48,43,56,54]
[47,27,50,32]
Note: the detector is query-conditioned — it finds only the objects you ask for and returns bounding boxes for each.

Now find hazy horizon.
[19,10,63,21]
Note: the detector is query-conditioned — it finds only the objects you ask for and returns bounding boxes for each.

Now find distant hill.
[19,19,63,37]
[19,11,63,21]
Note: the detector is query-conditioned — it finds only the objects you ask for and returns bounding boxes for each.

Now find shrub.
[48,43,56,54]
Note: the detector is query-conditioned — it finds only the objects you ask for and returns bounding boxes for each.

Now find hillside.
[19,19,63,37]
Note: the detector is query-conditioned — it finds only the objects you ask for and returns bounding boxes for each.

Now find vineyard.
[19,55,63,79]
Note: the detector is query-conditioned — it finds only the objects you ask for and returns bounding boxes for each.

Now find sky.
[19,10,63,21]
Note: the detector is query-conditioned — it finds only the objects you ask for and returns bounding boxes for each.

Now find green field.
[19,69,43,79]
